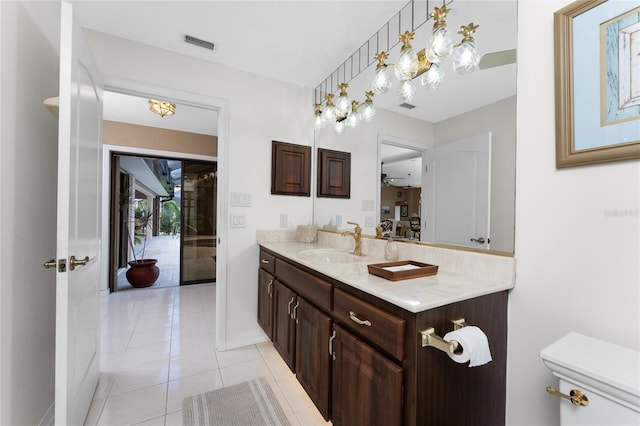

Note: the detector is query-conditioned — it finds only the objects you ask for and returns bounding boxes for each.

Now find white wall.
[508,2,640,425]
[0,2,61,424]
[85,30,315,349]
[435,96,517,253]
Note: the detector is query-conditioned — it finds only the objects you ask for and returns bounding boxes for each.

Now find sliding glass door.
[181,160,217,284]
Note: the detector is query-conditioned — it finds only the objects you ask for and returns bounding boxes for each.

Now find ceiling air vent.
[398,103,416,109]
[185,35,215,51]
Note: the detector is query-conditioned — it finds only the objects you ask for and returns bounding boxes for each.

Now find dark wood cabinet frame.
[317,148,351,199]
[271,141,311,196]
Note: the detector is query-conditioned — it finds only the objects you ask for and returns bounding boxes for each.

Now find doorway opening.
[379,141,424,241]
[110,154,217,292]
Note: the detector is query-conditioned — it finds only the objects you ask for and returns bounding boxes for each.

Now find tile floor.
[86,282,331,425]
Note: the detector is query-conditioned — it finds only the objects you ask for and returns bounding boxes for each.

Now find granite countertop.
[259,240,514,314]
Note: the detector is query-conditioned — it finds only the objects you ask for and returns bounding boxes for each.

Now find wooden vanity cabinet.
[331,324,403,426]
[257,247,508,426]
[272,280,297,370]
[257,268,275,340]
[257,249,276,339]
[274,258,334,420]
[295,297,332,420]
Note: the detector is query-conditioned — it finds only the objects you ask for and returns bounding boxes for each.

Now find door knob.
[69,255,89,271]
[470,237,487,244]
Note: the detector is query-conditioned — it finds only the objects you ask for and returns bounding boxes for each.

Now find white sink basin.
[297,249,360,264]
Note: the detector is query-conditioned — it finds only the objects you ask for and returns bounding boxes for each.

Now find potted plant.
[120,187,160,288]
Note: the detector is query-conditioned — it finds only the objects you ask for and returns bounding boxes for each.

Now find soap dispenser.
[384,234,399,261]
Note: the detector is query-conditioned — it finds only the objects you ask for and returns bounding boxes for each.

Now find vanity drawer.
[333,288,405,361]
[259,249,276,275]
[275,258,333,312]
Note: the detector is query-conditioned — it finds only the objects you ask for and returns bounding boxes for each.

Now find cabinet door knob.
[349,311,372,327]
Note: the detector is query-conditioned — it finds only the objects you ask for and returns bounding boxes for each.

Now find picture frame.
[400,205,408,217]
[554,0,640,168]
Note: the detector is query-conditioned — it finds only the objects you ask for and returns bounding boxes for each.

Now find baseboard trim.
[39,402,54,426]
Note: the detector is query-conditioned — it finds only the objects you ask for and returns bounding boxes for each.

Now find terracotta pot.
[125,259,160,288]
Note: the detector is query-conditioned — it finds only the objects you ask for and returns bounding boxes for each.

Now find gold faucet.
[341,221,364,256]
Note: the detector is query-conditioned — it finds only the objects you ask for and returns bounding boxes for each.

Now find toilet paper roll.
[443,326,493,367]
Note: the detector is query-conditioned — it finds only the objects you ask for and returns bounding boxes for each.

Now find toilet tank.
[540,333,640,425]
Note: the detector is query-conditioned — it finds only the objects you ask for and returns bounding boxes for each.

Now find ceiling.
[74,0,517,146]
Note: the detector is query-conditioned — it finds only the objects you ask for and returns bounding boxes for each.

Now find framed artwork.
[317,148,351,198]
[554,0,640,167]
[400,205,409,217]
[271,141,311,196]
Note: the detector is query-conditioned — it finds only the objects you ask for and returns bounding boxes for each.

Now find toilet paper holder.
[420,318,467,354]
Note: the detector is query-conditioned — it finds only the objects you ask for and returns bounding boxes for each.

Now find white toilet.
[540,332,640,425]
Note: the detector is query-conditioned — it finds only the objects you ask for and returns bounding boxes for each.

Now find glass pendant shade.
[420,63,444,89]
[334,120,345,133]
[335,95,352,117]
[314,113,325,130]
[345,111,359,128]
[358,102,375,123]
[426,26,453,63]
[372,67,393,94]
[321,105,336,123]
[394,49,419,80]
[397,79,416,102]
[452,41,479,75]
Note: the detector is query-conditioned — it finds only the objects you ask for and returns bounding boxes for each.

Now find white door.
[423,132,491,249]
[55,2,103,424]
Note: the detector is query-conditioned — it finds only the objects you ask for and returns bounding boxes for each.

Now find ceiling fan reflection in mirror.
[381,162,404,186]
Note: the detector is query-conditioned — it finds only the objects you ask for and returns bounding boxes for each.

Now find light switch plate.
[280,214,288,228]
[230,214,246,228]
[230,192,252,207]
[362,200,375,211]
[335,215,342,227]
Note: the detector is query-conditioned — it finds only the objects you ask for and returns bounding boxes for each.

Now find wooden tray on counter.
[367,260,439,281]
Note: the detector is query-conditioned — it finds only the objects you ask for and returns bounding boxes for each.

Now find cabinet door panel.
[273,281,296,371]
[295,297,332,420]
[332,325,403,426]
[257,269,275,339]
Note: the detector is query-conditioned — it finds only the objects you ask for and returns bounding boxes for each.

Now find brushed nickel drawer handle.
[288,297,295,316]
[292,302,300,322]
[349,311,372,327]
[261,259,270,264]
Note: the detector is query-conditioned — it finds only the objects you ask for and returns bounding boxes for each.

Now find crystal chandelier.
[312,0,479,131]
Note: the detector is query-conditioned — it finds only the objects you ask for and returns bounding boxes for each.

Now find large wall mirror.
[314,0,517,254]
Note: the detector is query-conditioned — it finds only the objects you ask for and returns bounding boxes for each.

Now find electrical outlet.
[335,215,342,227]
[280,214,288,228]
[365,216,374,227]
